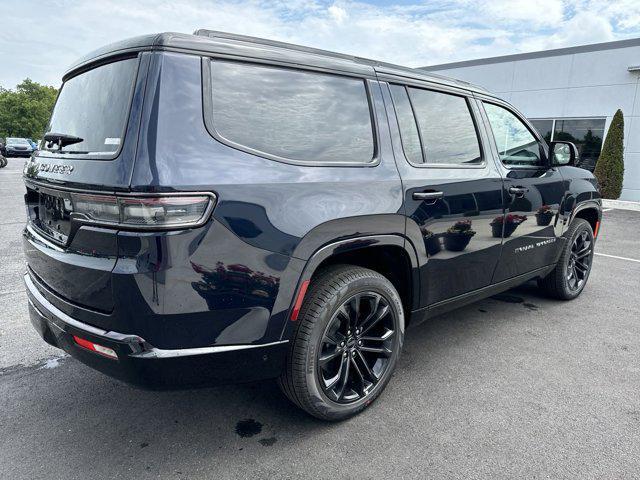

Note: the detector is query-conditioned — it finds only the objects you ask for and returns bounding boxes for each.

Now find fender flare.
[568,199,602,231]
[278,234,420,339]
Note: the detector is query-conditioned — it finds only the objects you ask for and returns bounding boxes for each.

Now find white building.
[422,38,640,201]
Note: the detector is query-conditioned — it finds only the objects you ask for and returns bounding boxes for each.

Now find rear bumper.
[5,150,32,157]
[24,272,288,388]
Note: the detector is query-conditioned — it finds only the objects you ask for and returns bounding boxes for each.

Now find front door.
[383,82,505,306]
[479,100,567,282]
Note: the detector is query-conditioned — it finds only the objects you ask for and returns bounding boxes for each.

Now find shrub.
[594,109,625,199]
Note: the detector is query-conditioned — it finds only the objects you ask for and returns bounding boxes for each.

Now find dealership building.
[422,38,640,201]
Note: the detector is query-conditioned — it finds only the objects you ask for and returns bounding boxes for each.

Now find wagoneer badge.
[39,163,74,175]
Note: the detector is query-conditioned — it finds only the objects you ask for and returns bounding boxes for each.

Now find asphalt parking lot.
[1,156,640,479]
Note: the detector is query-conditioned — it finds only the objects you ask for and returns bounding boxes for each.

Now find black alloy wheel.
[279,265,404,421]
[318,292,396,404]
[538,218,595,300]
[566,228,592,292]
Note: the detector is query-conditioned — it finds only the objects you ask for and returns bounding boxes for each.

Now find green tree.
[0,79,58,140]
[594,109,625,199]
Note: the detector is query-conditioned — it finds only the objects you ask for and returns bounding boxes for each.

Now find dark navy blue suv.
[23,31,602,420]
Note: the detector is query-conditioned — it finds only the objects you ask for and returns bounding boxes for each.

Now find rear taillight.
[70,193,215,229]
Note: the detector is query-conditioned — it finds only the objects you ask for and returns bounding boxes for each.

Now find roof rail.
[194,29,407,70]
[194,29,485,93]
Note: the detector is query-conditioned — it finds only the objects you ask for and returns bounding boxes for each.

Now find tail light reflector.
[73,335,118,359]
[291,280,310,321]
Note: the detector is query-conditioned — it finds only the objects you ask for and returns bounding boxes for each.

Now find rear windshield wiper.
[43,132,84,150]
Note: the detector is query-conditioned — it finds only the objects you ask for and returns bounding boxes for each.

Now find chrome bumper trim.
[24,272,288,358]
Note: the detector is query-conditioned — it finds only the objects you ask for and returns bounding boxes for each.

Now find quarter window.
[484,103,542,167]
[207,60,375,164]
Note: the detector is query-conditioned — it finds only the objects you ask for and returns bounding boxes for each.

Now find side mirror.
[549,141,579,166]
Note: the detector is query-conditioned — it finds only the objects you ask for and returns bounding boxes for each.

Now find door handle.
[412,191,444,203]
[508,186,528,197]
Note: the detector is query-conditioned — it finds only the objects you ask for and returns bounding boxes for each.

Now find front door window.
[484,103,543,167]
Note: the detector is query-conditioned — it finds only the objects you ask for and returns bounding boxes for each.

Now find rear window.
[43,57,138,156]
[206,60,375,165]
[7,138,29,145]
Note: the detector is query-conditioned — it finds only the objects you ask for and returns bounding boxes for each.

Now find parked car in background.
[1,137,34,157]
[22,31,602,421]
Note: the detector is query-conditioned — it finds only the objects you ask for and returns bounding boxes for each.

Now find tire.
[279,265,405,421]
[538,218,595,300]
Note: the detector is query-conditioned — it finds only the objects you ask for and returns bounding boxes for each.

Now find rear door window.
[407,87,482,166]
[206,60,375,165]
[43,57,139,156]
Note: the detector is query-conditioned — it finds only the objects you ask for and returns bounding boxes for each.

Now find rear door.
[383,82,505,306]
[478,99,567,282]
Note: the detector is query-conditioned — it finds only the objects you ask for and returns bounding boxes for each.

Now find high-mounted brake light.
[70,193,215,229]
[73,335,118,359]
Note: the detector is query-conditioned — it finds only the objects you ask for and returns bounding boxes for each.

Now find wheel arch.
[280,235,420,340]
[570,201,602,237]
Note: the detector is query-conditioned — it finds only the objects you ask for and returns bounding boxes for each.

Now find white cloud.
[328,4,349,23]
[519,11,615,51]
[0,0,638,89]
[483,0,565,27]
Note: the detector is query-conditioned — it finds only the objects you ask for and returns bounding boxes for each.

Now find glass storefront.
[529,118,606,171]
[529,119,553,144]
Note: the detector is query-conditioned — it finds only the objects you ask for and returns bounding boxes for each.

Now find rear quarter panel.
[129,52,405,344]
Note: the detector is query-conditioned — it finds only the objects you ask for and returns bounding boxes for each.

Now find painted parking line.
[595,252,640,263]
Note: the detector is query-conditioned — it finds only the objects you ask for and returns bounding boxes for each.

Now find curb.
[602,199,640,211]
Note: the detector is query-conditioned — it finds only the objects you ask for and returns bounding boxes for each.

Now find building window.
[529,119,553,143]
[529,117,606,172]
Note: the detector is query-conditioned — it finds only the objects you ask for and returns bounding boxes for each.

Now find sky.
[1,0,639,89]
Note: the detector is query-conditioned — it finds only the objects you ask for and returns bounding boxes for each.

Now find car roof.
[65,30,490,96]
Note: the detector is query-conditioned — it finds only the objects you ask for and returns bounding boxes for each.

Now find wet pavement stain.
[140,442,149,448]
[259,437,278,447]
[491,294,524,303]
[523,302,539,311]
[235,419,263,437]
[478,309,488,313]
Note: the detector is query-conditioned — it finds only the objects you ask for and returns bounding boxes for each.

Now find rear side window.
[44,57,139,155]
[407,87,482,166]
[207,60,375,164]
[483,103,542,167]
